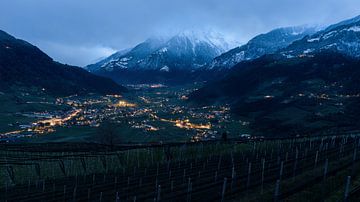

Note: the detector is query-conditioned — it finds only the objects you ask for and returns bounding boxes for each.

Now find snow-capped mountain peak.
[207,25,318,70]
[280,16,360,58]
[174,30,239,52]
[87,31,235,72]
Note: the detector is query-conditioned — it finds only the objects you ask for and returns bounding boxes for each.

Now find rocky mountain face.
[87,31,230,73]
[86,31,233,84]
[280,15,360,58]
[0,30,127,95]
[208,26,318,70]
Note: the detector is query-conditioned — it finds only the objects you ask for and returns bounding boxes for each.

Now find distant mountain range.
[3,13,360,99]
[86,31,235,84]
[280,16,360,58]
[189,15,360,136]
[87,31,232,71]
[208,26,318,70]
[86,26,320,84]
[0,30,127,95]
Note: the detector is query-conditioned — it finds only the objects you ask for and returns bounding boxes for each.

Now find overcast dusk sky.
[0,0,359,66]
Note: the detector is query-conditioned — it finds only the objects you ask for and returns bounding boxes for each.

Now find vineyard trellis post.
[246,162,252,189]
[72,186,77,201]
[156,185,161,202]
[279,161,284,181]
[231,165,236,191]
[115,191,119,202]
[221,177,227,202]
[314,151,319,168]
[187,178,192,202]
[88,188,91,200]
[63,185,66,200]
[323,158,328,181]
[261,158,265,194]
[344,176,351,202]
[274,179,280,202]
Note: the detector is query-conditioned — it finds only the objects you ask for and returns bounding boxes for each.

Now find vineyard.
[1,134,360,201]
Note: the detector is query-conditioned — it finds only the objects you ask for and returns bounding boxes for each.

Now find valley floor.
[0,84,249,143]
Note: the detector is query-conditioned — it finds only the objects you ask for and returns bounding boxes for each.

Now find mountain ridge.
[207,26,318,70]
[280,15,360,58]
[87,31,233,73]
[0,30,127,95]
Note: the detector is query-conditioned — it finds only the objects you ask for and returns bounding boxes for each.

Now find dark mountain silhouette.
[189,52,360,135]
[0,30,127,95]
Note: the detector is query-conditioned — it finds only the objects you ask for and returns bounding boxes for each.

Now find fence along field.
[1,134,360,201]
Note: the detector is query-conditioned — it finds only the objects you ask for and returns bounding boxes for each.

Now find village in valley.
[0,84,250,142]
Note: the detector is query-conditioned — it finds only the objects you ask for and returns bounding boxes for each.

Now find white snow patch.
[307,37,320,42]
[303,49,314,54]
[345,26,360,32]
[281,53,294,58]
[322,31,337,40]
[160,66,169,72]
[120,57,132,62]
[321,43,338,49]
[234,51,245,62]
[159,47,168,53]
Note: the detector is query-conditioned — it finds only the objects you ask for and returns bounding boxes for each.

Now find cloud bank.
[0,0,359,66]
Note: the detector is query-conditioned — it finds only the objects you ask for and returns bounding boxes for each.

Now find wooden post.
[27,179,31,193]
[274,179,280,202]
[231,165,236,191]
[261,158,265,194]
[218,156,222,171]
[221,178,227,202]
[156,185,161,202]
[344,176,351,202]
[156,163,159,176]
[323,158,328,181]
[42,180,45,192]
[279,161,284,181]
[187,178,192,202]
[88,188,91,200]
[247,162,252,189]
[73,186,77,201]
[99,192,103,202]
[63,185,67,200]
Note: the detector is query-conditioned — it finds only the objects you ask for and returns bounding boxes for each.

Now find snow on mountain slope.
[281,16,360,58]
[208,26,318,70]
[87,31,234,72]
